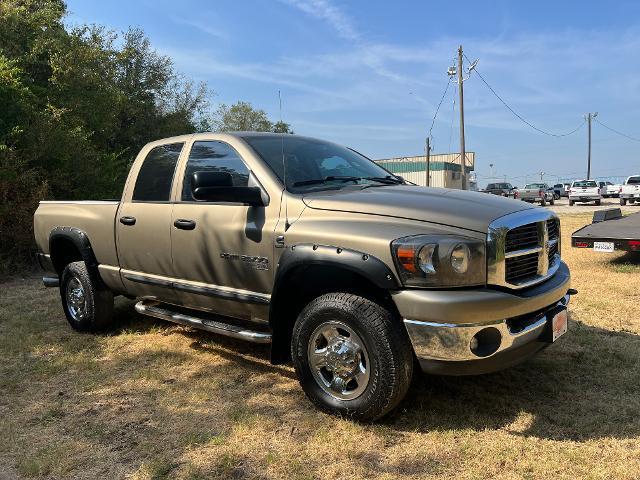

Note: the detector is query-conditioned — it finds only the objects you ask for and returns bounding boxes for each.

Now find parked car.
[553,183,567,198]
[519,183,555,206]
[597,181,616,198]
[619,175,640,205]
[607,183,621,198]
[481,182,519,198]
[569,180,602,206]
[33,132,573,421]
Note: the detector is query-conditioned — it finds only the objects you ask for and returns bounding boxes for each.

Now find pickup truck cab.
[619,175,640,205]
[34,132,573,420]
[482,182,519,198]
[519,183,555,206]
[569,180,602,206]
[553,184,567,198]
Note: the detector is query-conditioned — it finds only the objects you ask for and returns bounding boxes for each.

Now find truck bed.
[33,200,121,266]
[571,209,640,251]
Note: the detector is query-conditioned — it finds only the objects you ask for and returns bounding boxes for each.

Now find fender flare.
[268,243,400,363]
[49,226,100,278]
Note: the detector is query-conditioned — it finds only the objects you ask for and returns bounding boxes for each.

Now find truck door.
[116,142,184,303]
[170,139,277,324]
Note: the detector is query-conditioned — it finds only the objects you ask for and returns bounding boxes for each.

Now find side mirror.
[191,171,265,206]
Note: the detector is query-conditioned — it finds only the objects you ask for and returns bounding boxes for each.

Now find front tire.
[595,199,601,206]
[60,261,113,332]
[569,200,575,206]
[291,292,413,421]
[550,197,555,205]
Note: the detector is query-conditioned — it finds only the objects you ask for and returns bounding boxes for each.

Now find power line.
[594,118,640,143]
[428,77,452,141]
[462,52,585,138]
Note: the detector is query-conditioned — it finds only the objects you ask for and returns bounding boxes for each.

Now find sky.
[64,0,640,186]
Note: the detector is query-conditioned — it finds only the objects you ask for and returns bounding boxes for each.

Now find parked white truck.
[619,175,640,205]
[569,180,601,206]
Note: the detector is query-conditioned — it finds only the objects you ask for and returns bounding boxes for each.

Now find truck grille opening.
[505,223,539,252]
[547,218,559,240]
[505,252,539,283]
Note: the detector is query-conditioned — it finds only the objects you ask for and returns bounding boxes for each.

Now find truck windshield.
[242,135,400,192]
[573,181,597,187]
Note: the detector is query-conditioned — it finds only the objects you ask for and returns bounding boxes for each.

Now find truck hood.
[302,185,536,233]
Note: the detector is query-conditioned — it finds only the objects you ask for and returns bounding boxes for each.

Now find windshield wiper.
[292,176,361,187]
[361,175,404,185]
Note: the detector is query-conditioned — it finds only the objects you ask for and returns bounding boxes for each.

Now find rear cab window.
[627,176,640,185]
[572,181,597,188]
[132,143,184,201]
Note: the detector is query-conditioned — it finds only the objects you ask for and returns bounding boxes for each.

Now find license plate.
[551,308,568,342]
[593,241,614,252]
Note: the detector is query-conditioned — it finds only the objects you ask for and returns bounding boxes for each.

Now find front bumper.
[392,261,571,375]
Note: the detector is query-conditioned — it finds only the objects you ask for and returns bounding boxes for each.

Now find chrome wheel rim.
[307,321,370,400]
[66,277,86,321]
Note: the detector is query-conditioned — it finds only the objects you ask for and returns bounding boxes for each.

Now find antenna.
[279,90,290,230]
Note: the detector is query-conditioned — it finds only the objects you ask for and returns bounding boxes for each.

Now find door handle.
[119,216,136,226]
[174,219,196,230]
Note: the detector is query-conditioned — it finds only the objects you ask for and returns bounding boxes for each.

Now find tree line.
[0,0,291,273]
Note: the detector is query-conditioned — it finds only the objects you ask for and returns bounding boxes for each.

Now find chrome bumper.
[393,262,572,374]
[404,294,569,363]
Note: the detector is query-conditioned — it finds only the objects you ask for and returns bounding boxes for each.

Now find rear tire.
[540,198,546,206]
[60,261,113,332]
[595,199,601,206]
[630,199,636,204]
[291,292,413,421]
[550,197,555,206]
[569,200,575,206]
[620,198,627,206]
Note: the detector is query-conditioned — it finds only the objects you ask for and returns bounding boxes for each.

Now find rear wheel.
[60,261,113,332]
[540,198,546,206]
[620,198,627,206]
[291,292,413,421]
[550,197,555,206]
[595,199,601,206]
[630,199,636,204]
[569,200,575,206]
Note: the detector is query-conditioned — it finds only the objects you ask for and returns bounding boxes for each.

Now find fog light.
[470,327,502,357]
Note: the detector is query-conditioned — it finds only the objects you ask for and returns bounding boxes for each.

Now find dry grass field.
[1,212,639,479]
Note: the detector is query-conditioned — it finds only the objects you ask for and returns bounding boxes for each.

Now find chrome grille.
[505,223,539,252]
[488,210,561,289]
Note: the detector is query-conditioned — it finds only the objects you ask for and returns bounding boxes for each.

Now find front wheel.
[60,261,113,332]
[291,292,413,421]
[621,198,627,206]
[550,197,555,205]
[569,200,575,206]
[595,199,601,206]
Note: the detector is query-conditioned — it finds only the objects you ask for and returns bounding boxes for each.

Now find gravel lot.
[536,196,639,214]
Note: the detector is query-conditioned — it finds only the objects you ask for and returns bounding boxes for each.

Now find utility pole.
[425,137,431,186]
[585,112,598,179]
[457,45,467,190]
[539,171,545,181]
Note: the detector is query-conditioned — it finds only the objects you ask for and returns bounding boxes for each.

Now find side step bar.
[134,301,272,344]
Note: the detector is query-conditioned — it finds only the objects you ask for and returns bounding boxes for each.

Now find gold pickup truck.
[34,132,573,420]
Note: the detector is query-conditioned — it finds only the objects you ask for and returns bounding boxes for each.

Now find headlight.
[391,235,485,287]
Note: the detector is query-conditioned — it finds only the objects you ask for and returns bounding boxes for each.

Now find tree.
[0,0,214,272]
[213,101,293,133]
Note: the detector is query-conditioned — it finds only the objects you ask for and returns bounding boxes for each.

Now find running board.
[134,301,272,344]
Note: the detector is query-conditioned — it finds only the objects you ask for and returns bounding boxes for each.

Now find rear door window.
[132,143,183,201]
